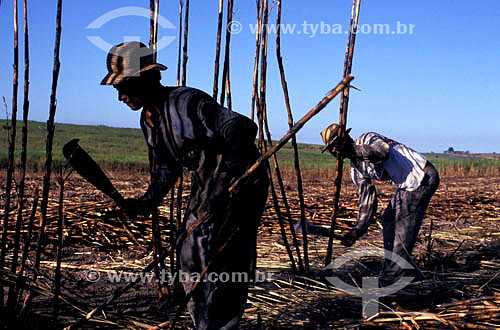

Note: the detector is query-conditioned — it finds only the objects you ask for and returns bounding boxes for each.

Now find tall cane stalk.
[250,0,263,121]
[212,0,223,99]
[325,0,361,267]
[0,0,19,309]
[176,0,183,87]
[28,0,63,309]
[258,0,303,273]
[219,0,233,109]
[181,0,189,87]
[148,0,166,300]
[276,0,310,273]
[7,0,30,311]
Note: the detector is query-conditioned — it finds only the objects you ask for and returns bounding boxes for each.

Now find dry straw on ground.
[1,172,499,329]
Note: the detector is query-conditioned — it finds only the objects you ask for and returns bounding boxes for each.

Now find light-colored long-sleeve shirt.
[350,132,428,232]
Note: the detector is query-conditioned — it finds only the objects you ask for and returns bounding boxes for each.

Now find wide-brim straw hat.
[101,41,167,86]
[320,123,351,153]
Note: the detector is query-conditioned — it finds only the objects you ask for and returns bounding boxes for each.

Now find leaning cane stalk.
[230,75,354,194]
[0,0,19,308]
[276,0,310,274]
[325,0,361,267]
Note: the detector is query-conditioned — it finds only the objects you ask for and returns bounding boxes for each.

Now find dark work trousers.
[381,163,439,280]
[179,168,269,330]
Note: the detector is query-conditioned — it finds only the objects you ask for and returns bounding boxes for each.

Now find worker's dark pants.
[179,171,269,330]
[381,164,439,280]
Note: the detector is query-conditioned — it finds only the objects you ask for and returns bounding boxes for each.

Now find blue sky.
[1,0,499,153]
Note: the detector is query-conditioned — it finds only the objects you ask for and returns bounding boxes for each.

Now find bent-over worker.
[321,124,439,284]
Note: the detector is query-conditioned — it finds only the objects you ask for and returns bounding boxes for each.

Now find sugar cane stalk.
[148,0,166,300]
[176,0,183,87]
[181,0,189,87]
[149,0,155,53]
[212,0,224,99]
[148,0,160,61]
[276,0,310,274]
[14,189,38,310]
[154,0,160,59]
[53,168,71,323]
[0,0,19,309]
[262,110,304,273]
[229,75,354,194]
[219,0,233,109]
[28,0,63,309]
[6,0,30,311]
[325,0,361,267]
[256,0,302,273]
[250,0,263,121]
[151,208,168,299]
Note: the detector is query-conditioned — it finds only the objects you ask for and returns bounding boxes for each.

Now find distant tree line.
[444,147,469,154]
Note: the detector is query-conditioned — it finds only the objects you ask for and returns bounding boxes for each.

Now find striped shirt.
[350,132,427,191]
[350,132,428,232]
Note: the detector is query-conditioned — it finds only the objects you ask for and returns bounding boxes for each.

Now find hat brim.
[320,127,352,153]
[100,63,167,86]
[321,142,334,153]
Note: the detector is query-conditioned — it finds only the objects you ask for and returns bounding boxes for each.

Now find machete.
[62,139,125,205]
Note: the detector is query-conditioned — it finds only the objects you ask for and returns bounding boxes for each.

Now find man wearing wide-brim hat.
[320,123,439,284]
[101,41,269,329]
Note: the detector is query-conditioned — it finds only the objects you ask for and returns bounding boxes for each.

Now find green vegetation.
[0,120,149,172]
[1,120,499,177]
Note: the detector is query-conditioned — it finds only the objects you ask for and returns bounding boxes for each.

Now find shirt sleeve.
[354,134,390,164]
[140,147,181,207]
[351,166,378,234]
